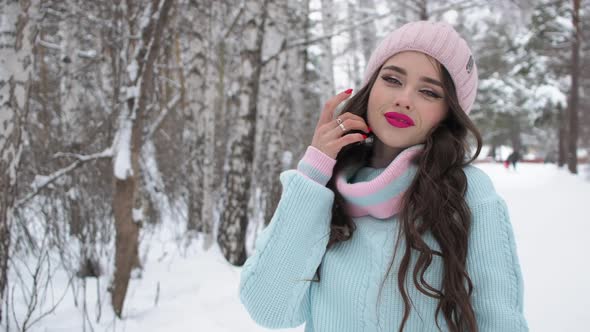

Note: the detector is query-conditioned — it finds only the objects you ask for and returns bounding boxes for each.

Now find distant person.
[239,21,528,331]
[507,150,521,170]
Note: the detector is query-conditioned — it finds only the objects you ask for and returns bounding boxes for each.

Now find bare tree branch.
[262,7,398,66]
[145,93,181,141]
[8,249,74,331]
[223,3,245,39]
[430,0,485,17]
[14,148,113,209]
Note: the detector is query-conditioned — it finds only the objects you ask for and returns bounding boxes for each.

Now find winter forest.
[1,0,589,331]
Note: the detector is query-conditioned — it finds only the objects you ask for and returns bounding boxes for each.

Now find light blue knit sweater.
[239,146,529,331]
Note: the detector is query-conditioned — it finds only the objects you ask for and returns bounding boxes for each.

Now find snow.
[37,39,63,51]
[442,10,459,24]
[66,187,78,200]
[5,162,590,332]
[533,84,567,108]
[77,49,97,59]
[126,85,139,99]
[479,163,590,332]
[555,15,573,32]
[31,174,51,190]
[132,208,143,223]
[281,150,293,170]
[113,118,134,180]
[127,60,139,82]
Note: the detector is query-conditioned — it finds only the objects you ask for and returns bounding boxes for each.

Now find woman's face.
[367,51,448,149]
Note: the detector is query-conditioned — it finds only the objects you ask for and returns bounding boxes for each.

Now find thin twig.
[14,148,113,209]
[145,93,181,141]
[262,8,397,66]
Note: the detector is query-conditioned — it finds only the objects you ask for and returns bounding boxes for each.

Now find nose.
[394,90,411,111]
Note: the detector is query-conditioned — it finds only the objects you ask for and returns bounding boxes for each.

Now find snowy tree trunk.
[56,0,94,255]
[0,0,36,322]
[320,0,336,101]
[199,1,229,251]
[172,0,219,251]
[385,1,406,25]
[394,0,428,21]
[418,0,428,20]
[359,0,377,67]
[218,0,268,266]
[180,0,208,238]
[212,38,228,194]
[510,117,522,153]
[347,0,362,88]
[567,0,580,174]
[300,0,322,152]
[111,0,172,318]
[559,104,567,167]
[258,0,302,227]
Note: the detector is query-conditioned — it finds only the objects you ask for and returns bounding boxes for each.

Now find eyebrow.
[382,65,443,87]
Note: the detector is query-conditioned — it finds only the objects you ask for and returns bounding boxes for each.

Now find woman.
[239,20,529,332]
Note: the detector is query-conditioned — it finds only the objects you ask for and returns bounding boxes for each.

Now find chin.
[381,131,412,143]
[380,139,412,150]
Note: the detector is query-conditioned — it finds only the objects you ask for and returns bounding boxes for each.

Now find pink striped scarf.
[334,145,423,219]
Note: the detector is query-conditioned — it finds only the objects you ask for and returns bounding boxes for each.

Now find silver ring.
[336,118,346,131]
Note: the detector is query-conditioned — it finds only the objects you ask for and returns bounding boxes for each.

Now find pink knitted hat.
[362,21,478,114]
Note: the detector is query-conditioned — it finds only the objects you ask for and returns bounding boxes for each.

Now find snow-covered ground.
[5,162,590,332]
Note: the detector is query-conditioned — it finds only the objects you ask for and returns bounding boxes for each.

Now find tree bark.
[359,0,377,68]
[111,0,173,318]
[320,0,336,101]
[510,115,522,154]
[418,0,429,20]
[181,0,209,239]
[0,0,36,322]
[567,0,580,174]
[558,104,567,167]
[347,0,362,88]
[260,0,303,227]
[218,0,268,266]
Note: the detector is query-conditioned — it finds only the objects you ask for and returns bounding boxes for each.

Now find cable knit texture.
[240,146,529,331]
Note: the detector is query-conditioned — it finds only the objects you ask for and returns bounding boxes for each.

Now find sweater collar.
[335,144,424,220]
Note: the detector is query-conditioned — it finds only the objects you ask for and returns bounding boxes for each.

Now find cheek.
[419,105,448,130]
[366,88,378,120]
[367,83,389,113]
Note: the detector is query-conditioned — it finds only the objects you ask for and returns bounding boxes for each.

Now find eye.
[381,75,402,86]
[420,89,443,99]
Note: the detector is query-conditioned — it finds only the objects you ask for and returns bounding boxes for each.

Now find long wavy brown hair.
[305,60,483,332]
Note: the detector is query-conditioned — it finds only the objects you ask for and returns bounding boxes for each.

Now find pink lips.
[384,112,415,128]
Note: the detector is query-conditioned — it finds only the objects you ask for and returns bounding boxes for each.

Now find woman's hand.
[311,89,370,159]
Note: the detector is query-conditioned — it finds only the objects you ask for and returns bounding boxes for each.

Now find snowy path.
[477,163,590,332]
[6,163,590,332]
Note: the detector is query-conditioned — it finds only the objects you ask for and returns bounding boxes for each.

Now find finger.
[317,89,353,127]
[317,111,351,135]
[332,133,365,150]
[344,112,369,127]
[318,112,365,136]
[333,112,369,132]
[327,118,369,139]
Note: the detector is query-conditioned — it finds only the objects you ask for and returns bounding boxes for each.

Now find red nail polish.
[362,134,367,139]
[344,88,353,94]
[367,126,372,133]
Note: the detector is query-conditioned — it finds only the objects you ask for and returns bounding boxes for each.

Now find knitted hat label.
[466,55,474,74]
